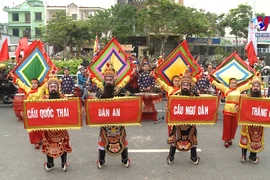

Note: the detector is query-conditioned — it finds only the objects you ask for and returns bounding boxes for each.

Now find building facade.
[45,3,104,24]
[3,0,45,41]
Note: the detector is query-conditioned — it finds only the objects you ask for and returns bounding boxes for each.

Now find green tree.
[68,20,92,57]
[88,9,113,43]
[137,0,181,54]
[110,4,137,40]
[220,4,252,47]
[43,11,73,58]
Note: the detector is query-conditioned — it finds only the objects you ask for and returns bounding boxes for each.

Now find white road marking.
[129,149,202,153]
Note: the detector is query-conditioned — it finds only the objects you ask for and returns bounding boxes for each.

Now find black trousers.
[168,146,197,159]
[242,148,257,158]
[98,148,128,164]
[46,152,67,168]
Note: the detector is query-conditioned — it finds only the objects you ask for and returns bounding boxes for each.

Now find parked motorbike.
[0,64,17,104]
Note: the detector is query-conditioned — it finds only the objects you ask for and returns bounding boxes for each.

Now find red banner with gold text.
[239,96,270,127]
[23,98,82,131]
[85,97,142,127]
[167,95,219,125]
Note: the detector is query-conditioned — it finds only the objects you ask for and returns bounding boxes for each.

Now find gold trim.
[24,98,82,131]
[238,96,270,127]
[88,123,141,127]
[27,127,81,132]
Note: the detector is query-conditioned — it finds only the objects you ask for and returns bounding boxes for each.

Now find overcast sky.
[0,0,269,23]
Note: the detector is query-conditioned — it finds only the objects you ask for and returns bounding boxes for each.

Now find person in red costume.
[42,71,72,172]
[11,73,47,149]
[209,77,251,148]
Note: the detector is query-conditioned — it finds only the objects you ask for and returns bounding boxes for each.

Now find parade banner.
[167,95,218,125]
[85,97,142,127]
[11,40,54,87]
[89,37,132,86]
[210,52,255,87]
[23,98,82,132]
[238,96,270,127]
[155,40,201,86]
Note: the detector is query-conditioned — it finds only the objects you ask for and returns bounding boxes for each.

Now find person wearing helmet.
[77,65,90,101]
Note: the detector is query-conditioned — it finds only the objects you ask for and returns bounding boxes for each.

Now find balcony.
[257,48,270,53]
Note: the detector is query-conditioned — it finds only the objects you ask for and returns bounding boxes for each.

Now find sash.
[170,87,180,95]
[25,88,38,99]
[224,88,236,97]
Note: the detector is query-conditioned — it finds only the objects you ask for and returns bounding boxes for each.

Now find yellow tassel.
[88,123,141,127]
[27,127,81,132]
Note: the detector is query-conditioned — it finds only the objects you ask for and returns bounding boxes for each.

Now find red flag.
[0,39,10,62]
[20,37,29,55]
[245,41,257,66]
[15,44,21,63]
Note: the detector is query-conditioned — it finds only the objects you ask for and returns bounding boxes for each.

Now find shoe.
[62,163,68,172]
[228,140,232,146]
[241,156,246,163]
[97,161,104,169]
[224,141,229,148]
[191,157,200,165]
[167,157,174,165]
[35,143,40,149]
[44,163,54,172]
[249,157,259,164]
[122,159,130,168]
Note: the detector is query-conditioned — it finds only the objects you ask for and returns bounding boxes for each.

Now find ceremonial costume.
[195,74,209,94]
[167,70,200,165]
[13,77,47,148]
[212,80,251,147]
[60,71,75,94]
[43,71,72,172]
[239,74,264,164]
[138,71,155,92]
[93,63,131,168]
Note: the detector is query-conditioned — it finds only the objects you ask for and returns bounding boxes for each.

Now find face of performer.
[207,65,213,74]
[104,76,114,86]
[251,83,261,97]
[172,76,180,87]
[31,80,39,89]
[181,82,191,96]
[229,79,237,89]
[64,68,69,75]
[143,64,150,72]
[48,83,60,99]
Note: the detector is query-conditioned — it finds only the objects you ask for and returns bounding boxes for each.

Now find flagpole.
[252,0,256,18]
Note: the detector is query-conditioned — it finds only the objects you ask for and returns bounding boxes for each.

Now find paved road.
[0,101,270,180]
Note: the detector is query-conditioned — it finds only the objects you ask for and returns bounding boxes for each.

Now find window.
[13,28,19,36]
[25,13,30,23]
[24,28,31,39]
[35,12,42,20]
[72,14,77,20]
[35,28,41,37]
[12,13,19,21]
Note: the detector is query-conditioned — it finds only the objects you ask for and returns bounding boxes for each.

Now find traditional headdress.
[47,69,61,87]
[251,72,263,86]
[179,67,196,87]
[102,62,117,78]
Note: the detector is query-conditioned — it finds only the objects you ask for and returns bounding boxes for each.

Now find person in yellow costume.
[210,77,251,148]
[11,73,47,149]
[239,74,264,164]
[154,68,201,138]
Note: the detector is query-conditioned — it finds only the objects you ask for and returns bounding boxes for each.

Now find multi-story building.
[3,0,45,41]
[45,3,104,24]
[0,23,20,45]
